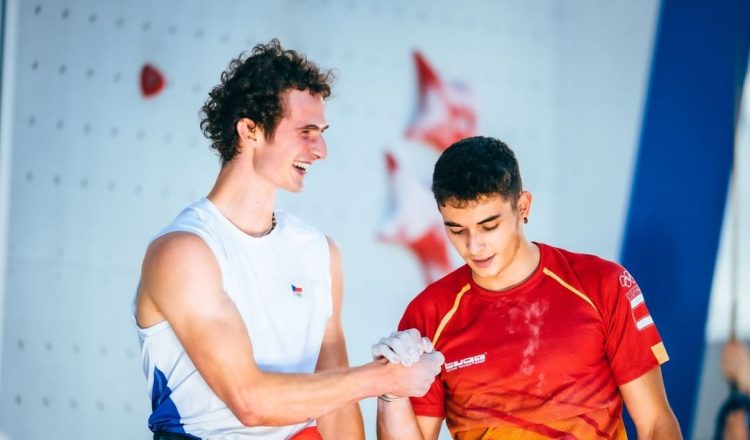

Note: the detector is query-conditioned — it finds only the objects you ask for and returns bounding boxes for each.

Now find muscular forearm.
[233,361,386,427]
[377,398,424,440]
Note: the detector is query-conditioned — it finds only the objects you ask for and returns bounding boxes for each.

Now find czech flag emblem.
[291,284,303,297]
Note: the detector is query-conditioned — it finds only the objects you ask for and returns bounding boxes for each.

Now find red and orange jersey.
[399,243,668,440]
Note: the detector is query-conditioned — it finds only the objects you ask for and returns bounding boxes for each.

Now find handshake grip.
[372,329,445,399]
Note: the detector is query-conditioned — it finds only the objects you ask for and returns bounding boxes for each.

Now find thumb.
[421,337,434,353]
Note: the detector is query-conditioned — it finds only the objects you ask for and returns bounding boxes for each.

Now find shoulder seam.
[542,267,599,314]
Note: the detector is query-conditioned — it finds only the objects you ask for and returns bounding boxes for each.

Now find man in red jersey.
[374,136,682,439]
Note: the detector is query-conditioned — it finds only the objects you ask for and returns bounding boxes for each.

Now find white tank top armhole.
[132,224,228,336]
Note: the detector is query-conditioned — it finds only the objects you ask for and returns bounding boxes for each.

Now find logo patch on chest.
[445,353,486,372]
[291,284,303,297]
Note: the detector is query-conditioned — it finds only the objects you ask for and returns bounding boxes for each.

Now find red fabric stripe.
[289,426,323,440]
[577,413,613,439]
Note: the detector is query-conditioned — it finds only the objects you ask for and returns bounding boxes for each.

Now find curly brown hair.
[200,39,334,162]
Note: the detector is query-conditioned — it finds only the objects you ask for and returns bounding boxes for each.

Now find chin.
[472,263,503,279]
[282,181,304,193]
[474,268,498,279]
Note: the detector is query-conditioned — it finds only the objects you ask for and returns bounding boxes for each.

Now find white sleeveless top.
[134,198,333,439]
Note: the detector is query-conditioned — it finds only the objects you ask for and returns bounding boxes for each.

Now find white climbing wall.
[0,0,662,438]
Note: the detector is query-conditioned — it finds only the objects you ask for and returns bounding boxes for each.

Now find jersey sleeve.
[398,300,446,418]
[601,264,669,385]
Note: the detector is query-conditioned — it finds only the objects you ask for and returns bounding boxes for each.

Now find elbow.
[237,414,268,428]
[227,390,272,427]
[236,411,267,428]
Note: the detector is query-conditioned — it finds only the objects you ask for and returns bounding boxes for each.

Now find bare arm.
[620,367,683,439]
[724,410,749,440]
[723,341,750,393]
[721,342,750,440]
[315,238,364,439]
[136,232,440,427]
[376,396,442,440]
[375,330,444,440]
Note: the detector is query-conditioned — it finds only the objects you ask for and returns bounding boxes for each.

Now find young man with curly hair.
[133,40,443,440]
[374,136,683,439]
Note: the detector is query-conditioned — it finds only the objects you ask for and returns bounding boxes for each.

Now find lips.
[292,161,310,175]
[471,255,494,268]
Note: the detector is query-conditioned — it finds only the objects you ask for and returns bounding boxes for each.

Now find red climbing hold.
[140,63,165,98]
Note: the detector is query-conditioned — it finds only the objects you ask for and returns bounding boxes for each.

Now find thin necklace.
[261,213,277,237]
[247,212,276,238]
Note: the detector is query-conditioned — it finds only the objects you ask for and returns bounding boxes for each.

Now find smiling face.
[439,192,532,289]
[249,89,329,192]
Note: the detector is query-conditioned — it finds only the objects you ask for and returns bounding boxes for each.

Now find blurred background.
[0,0,748,438]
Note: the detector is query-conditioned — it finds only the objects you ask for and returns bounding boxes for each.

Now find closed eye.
[448,228,466,236]
[482,224,499,232]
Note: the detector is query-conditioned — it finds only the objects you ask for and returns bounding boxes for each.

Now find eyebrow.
[297,124,329,132]
[444,214,501,228]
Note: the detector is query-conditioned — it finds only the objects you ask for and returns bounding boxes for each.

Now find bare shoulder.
[142,231,221,288]
[137,232,222,327]
[144,232,214,269]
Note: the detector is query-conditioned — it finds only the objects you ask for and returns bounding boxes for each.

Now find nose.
[466,232,483,256]
[311,135,327,160]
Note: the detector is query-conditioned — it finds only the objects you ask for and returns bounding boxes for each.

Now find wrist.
[375,357,405,397]
[362,358,395,397]
[378,393,404,402]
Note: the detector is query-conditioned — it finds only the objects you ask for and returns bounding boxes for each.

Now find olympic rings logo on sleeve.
[619,270,636,288]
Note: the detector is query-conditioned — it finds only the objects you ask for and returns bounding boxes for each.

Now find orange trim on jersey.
[542,267,599,313]
[651,342,670,364]
[432,283,471,346]
[457,427,557,440]
[452,409,627,440]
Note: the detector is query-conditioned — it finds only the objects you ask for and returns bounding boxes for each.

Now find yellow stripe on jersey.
[542,267,599,313]
[432,283,471,346]
[651,342,670,364]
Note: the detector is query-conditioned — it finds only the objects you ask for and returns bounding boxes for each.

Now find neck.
[473,239,540,291]
[207,158,277,236]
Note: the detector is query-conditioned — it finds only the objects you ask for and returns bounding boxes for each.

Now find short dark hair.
[200,39,334,162]
[432,136,523,208]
